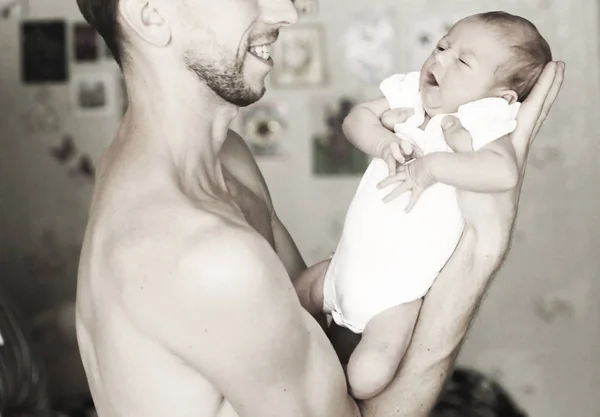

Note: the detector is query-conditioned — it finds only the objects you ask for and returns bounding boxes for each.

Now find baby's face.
[419,17,513,115]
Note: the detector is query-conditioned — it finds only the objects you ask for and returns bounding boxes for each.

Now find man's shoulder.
[113,208,282,295]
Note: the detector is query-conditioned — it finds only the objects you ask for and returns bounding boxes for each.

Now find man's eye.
[459,58,468,66]
[436,45,445,51]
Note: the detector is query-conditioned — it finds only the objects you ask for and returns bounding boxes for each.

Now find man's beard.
[184,52,265,108]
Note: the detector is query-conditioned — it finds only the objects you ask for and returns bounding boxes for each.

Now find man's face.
[171,0,298,107]
[419,17,513,115]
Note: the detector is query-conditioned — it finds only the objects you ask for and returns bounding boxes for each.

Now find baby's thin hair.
[474,11,552,101]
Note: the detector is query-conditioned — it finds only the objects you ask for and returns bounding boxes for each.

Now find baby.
[296,11,552,400]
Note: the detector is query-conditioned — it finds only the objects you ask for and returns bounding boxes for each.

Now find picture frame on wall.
[73,22,99,62]
[270,23,327,88]
[21,20,68,84]
[71,72,115,116]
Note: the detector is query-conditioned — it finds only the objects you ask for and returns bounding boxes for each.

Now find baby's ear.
[497,89,518,104]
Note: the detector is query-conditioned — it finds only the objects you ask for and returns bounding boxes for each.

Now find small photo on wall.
[239,102,289,158]
[21,20,68,83]
[72,72,114,116]
[311,96,368,176]
[270,23,327,88]
[1,0,28,19]
[74,22,99,62]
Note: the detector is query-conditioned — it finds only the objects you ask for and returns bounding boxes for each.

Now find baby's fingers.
[382,182,412,203]
[377,170,407,190]
[385,154,397,176]
[404,189,422,212]
[390,143,406,164]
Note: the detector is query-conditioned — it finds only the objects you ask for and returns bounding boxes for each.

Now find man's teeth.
[249,44,271,60]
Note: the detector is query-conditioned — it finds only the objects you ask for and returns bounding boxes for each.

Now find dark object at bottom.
[432,367,528,417]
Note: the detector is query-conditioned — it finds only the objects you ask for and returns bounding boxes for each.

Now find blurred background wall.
[0,0,598,415]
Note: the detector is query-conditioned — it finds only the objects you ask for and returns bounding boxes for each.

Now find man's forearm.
[426,151,518,192]
[360,226,507,417]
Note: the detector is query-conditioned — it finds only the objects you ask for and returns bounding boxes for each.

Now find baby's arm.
[342,98,402,159]
[425,135,519,192]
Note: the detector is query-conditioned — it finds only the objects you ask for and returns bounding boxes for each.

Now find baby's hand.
[376,155,435,212]
[378,139,423,176]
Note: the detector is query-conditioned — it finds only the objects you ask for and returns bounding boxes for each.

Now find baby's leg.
[346,299,423,400]
[293,259,331,315]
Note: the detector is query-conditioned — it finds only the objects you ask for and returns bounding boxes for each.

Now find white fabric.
[322,72,520,333]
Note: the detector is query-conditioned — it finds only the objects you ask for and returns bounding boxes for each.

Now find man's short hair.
[76,0,125,67]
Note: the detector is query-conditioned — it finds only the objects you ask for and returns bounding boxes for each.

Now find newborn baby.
[296,11,552,400]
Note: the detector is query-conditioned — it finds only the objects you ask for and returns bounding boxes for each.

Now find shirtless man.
[73,0,565,416]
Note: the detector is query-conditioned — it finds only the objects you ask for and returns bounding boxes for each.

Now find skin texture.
[74,0,565,415]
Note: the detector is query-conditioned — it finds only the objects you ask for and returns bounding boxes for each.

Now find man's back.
[75,132,359,417]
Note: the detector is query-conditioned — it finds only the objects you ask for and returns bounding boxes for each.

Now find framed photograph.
[21,20,68,83]
[270,23,327,88]
[343,8,395,84]
[311,96,368,176]
[1,0,28,19]
[74,22,99,62]
[239,102,289,158]
[71,72,114,116]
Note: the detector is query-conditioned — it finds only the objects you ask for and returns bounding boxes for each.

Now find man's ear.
[119,0,171,47]
[497,88,518,104]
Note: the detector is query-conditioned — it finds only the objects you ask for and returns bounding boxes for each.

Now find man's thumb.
[441,115,459,130]
[442,116,470,136]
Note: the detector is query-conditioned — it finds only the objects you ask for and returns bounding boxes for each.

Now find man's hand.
[376,156,435,211]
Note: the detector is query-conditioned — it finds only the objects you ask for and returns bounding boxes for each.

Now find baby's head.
[419,11,552,115]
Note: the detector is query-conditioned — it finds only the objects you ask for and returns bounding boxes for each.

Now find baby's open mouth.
[426,71,439,87]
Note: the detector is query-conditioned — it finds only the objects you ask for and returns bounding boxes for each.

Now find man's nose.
[260,0,299,27]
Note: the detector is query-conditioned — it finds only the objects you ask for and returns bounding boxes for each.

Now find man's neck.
[123,65,239,199]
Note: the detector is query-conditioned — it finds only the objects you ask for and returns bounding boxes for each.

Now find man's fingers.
[377,170,407,189]
[532,61,565,138]
[381,108,415,131]
[441,115,472,145]
[383,182,411,203]
[513,62,557,152]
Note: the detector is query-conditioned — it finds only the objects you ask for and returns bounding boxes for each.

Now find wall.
[0,0,598,415]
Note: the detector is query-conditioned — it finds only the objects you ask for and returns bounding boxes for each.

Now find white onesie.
[322,72,521,333]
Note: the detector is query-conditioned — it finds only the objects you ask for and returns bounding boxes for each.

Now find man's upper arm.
[221,130,306,279]
[127,227,314,416]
